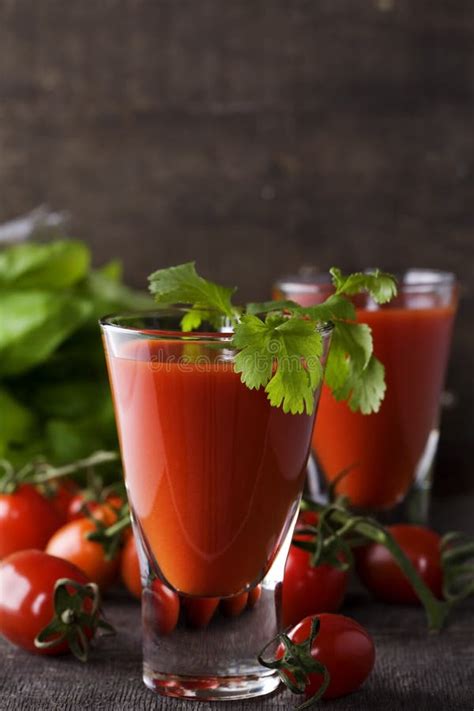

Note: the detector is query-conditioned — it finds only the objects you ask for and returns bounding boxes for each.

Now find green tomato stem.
[380,528,450,631]
[312,503,450,632]
[31,451,119,484]
[101,513,131,538]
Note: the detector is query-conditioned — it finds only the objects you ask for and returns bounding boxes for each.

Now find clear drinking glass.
[274,269,458,523]
[101,309,332,700]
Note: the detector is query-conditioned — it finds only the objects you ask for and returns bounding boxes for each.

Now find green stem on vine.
[303,501,451,632]
[441,532,474,603]
[31,451,119,483]
[0,451,119,493]
[380,528,449,631]
[100,512,131,538]
[85,504,131,560]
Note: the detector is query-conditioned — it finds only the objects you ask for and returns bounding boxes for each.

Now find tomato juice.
[103,331,317,597]
[275,271,457,510]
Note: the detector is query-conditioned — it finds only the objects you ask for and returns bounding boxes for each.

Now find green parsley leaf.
[323,327,350,393]
[245,300,300,316]
[330,267,397,304]
[146,262,397,416]
[325,322,385,414]
[233,314,323,415]
[297,294,356,322]
[272,317,323,392]
[148,262,237,326]
[232,314,275,389]
[266,365,316,416]
[331,321,372,371]
[344,356,386,414]
[180,307,212,331]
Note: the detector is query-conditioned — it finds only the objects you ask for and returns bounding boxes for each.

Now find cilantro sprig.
[148,263,397,416]
[148,262,239,330]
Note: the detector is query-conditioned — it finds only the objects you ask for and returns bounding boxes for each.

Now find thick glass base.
[141,581,284,702]
[139,504,297,702]
[143,668,280,701]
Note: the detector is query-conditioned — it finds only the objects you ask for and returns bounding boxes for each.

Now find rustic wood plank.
[1,585,473,710]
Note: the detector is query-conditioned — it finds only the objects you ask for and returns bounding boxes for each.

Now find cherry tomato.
[282,536,348,627]
[45,479,79,523]
[297,510,319,528]
[221,592,248,617]
[0,549,90,655]
[121,533,141,599]
[67,493,123,523]
[151,580,180,634]
[355,524,443,604]
[0,485,63,559]
[283,614,375,700]
[46,518,119,591]
[247,585,262,609]
[183,597,219,628]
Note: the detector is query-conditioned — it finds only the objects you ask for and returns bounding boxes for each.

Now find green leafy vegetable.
[30,381,112,420]
[0,240,90,289]
[0,291,92,376]
[149,263,397,415]
[0,387,37,460]
[46,417,116,464]
[0,237,153,468]
[79,270,153,320]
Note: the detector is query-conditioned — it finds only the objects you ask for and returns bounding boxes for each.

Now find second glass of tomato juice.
[101,309,332,700]
[275,269,458,521]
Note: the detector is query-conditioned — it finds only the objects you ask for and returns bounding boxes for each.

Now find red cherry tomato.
[66,493,91,521]
[0,485,63,559]
[183,597,219,628]
[121,533,141,599]
[297,510,320,528]
[355,524,444,604]
[46,518,119,591]
[151,580,180,635]
[46,479,79,523]
[67,493,123,522]
[221,592,248,617]
[282,536,348,627]
[282,614,375,700]
[0,549,91,655]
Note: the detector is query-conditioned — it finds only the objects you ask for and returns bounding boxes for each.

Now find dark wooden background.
[0,1,472,494]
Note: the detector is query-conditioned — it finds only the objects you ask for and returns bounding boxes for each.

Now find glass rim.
[275,268,458,296]
[99,307,334,341]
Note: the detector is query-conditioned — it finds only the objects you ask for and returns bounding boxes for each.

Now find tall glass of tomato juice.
[274,269,458,521]
[101,309,332,700]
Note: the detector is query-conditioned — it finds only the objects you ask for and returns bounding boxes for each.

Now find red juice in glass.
[274,270,458,517]
[105,337,315,596]
[101,309,332,700]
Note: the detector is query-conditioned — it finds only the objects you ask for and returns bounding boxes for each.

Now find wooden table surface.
[1,498,473,711]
